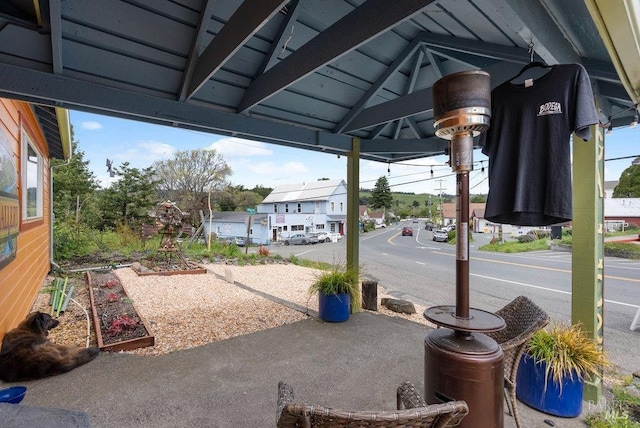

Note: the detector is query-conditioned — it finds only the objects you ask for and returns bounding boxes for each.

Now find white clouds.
[81,121,102,130]
[281,161,308,173]
[112,140,176,166]
[138,140,176,159]
[207,137,272,156]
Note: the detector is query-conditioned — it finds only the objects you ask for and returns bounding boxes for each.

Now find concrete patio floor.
[0,311,595,427]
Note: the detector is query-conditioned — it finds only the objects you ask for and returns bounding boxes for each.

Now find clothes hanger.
[508,41,551,82]
[508,61,551,82]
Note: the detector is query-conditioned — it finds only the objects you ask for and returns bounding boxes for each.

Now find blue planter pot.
[318,292,350,322]
[516,353,584,417]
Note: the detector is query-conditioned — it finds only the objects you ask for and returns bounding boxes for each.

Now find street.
[265,221,640,376]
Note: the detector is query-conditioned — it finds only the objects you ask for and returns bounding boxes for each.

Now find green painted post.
[572,124,604,403]
[346,138,360,290]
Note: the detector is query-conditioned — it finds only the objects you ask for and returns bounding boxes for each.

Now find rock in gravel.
[381,298,416,315]
[131,262,151,273]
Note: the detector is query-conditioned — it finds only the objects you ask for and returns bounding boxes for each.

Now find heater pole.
[451,131,473,320]
[456,170,470,319]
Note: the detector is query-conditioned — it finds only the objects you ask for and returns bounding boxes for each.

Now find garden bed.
[130,260,206,276]
[87,271,155,352]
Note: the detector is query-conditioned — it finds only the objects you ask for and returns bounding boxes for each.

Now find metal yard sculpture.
[148,201,191,270]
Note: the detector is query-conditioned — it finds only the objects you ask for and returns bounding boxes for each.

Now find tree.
[51,140,100,224]
[412,200,420,208]
[99,163,159,230]
[614,164,640,197]
[249,185,272,199]
[470,194,487,203]
[370,176,392,210]
[153,149,232,223]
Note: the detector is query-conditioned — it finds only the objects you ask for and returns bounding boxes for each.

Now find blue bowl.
[0,386,27,404]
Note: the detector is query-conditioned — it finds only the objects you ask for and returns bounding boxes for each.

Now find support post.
[572,124,604,402]
[346,137,360,287]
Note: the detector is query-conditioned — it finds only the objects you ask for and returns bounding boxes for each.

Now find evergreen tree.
[613,164,640,197]
[99,162,159,229]
[370,176,392,210]
[51,140,100,223]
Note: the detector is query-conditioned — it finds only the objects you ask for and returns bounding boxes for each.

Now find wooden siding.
[0,99,52,341]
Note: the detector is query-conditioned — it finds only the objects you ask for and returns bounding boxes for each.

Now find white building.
[202,211,270,245]
[258,179,347,242]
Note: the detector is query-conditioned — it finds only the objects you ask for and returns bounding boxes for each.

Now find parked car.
[284,233,318,245]
[314,231,336,243]
[401,227,413,236]
[221,237,245,246]
[432,229,449,242]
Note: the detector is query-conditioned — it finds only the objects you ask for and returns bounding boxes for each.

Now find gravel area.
[32,263,434,357]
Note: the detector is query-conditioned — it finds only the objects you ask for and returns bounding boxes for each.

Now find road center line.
[433,251,640,283]
[471,273,640,309]
[294,250,314,256]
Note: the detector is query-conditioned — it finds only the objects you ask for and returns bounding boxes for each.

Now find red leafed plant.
[105,292,120,303]
[103,280,119,289]
[106,315,140,335]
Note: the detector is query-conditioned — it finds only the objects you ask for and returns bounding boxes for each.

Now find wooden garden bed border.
[87,271,156,352]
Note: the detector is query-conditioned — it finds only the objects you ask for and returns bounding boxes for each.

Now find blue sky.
[70,110,639,196]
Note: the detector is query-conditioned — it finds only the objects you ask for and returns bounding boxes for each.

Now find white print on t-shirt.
[537,101,563,116]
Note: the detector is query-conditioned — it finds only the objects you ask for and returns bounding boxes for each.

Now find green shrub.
[517,234,536,243]
[53,220,97,260]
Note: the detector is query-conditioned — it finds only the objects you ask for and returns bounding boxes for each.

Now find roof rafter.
[238,0,437,113]
[186,0,288,99]
[0,62,357,154]
[256,0,302,75]
[48,0,63,74]
[480,0,580,64]
[179,0,218,101]
[333,32,427,133]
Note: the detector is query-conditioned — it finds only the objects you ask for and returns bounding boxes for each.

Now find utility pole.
[436,179,446,226]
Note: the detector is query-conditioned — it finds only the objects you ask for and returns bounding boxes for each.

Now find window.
[285,203,289,213]
[340,202,343,212]
[291,224,304,231]
[274,204,278,213]
[21,129,43,220]
[316,224,325,230]
[331,202,335,212]
[297,203,301,213]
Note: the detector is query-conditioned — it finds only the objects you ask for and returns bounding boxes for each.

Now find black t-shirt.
[479,63,598,226]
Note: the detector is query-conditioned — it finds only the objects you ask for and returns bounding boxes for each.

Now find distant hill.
[359,190,486,218]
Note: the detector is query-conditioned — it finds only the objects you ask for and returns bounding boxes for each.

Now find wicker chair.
[485,296,550,428]
[277,381,468,428]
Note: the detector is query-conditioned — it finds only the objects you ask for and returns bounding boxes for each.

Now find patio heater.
[423,70,505,427]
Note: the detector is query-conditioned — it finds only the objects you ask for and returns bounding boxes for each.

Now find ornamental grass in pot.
[308,267,361,322]
[516,323,611,417]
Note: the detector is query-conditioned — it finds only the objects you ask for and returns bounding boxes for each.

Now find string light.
[602,103,639,131]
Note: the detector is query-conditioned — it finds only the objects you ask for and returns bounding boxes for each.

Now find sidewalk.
[1,311,592,427]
